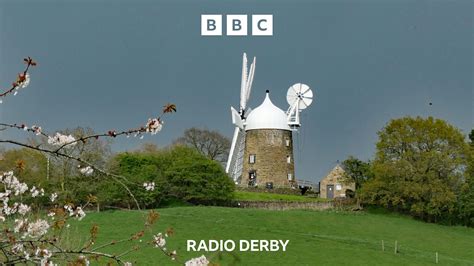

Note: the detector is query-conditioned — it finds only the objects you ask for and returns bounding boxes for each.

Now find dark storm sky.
[0,0,472,182]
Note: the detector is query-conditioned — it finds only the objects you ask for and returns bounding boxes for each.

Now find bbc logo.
[201,14,273,36]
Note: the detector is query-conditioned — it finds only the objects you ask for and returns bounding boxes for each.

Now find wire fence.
[157,211,474,265]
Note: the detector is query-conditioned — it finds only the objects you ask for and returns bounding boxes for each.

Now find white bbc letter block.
[226,15,248,36]
[201,14,222,36]
[252,14,273,36]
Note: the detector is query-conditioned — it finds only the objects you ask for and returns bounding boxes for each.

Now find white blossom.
[47,132,76,147]
[30,186,44,198]
[11,243,24,254]
[26,219,49,238]
[145,118,163,135]
[153,233,166,248]
[35,247,53,266]
[79,166,93,176]
[64,205,86,221]
[31,125,42,135]
[50,192,58,202]
[143,182,155,191]
[18,73,30,89]
[77,255,90,266]
[185,255,210,266]
[14,218,27,233]
[18,203,31,215]
[75,206,86,221]
[2,171,28,196]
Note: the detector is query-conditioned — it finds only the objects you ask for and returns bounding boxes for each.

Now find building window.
[248,171,257,187]
[287,173,293,181]
[285,138,290,147]
[335,184,342,191]
[287,155,291,164]
[249,154,256,164]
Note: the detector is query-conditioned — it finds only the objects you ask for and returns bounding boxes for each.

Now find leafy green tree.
[0,148,47,185]
[164,146,234,205]
[458,129,474,226]
[341,156,372,190]
[108,146,234,208]
[360,116,470,223]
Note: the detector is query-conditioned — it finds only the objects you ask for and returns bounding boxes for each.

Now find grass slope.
[70,207,474,266]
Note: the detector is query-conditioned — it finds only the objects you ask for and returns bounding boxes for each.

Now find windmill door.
[248,170,257,187]
[327,185,334,199]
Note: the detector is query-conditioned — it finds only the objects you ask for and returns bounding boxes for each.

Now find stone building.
[239,91,296,188]
[319,165,355,199]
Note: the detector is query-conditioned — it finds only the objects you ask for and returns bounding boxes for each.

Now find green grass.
[233,191,326,202]
[68,207,474,266]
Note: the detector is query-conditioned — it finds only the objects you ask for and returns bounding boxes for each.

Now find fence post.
[394,240,398,254]
[436,252,438,264]
[382,240,384,251]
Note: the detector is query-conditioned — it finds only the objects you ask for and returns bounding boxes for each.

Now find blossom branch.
[0,123,47,137]
[52,104,175,152]
[0,57,36,100]
[0,104,176,154]
[0,139,141,210]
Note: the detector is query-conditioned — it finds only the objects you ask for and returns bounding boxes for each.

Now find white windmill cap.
[245,90,291,131]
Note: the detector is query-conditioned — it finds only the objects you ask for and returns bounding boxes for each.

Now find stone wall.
[241,129,295,187]
[320,165,355,198]
[236,201,333,210]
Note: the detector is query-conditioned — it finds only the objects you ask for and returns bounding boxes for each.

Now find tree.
[458,128,474,226]
[173,127,231,164]
[112,146,235,206]
[360,116,470,223]
[164,146,235,205]
[0,148,47,185]
[341,156,372,190]
[38,127,112,192]
[0,57,186,264]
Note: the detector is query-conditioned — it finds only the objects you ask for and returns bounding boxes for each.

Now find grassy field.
[233,191,326,202]
[68,207,474,266]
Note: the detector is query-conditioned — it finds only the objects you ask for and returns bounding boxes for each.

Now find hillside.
[70,207,474,265]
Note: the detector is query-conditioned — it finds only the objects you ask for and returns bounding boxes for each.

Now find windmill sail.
[226,53,256,182]
[286,83,314,128]
[226,128,246,182]
[240,53,248,111]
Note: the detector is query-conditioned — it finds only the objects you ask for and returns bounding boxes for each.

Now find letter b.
[227,15,248,36]
[201,15,222,36]
[208,20,216,31]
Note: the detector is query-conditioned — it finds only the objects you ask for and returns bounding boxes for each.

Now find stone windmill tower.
[226,53,313,188]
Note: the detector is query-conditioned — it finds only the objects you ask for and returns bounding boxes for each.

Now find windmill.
[286,83,313,128]
[226,53,314,187]
[225,53,256,183]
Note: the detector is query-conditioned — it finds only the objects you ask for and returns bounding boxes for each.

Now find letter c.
[258,19,267,31]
